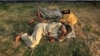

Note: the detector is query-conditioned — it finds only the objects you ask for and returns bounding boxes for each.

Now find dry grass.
[0,2,100,56]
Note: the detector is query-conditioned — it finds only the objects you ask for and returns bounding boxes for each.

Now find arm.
[47,32,55,43]
[28,18,45,25]
[59,25,67,39]
[37,9,42,19]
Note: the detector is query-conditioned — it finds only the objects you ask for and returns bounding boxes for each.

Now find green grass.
[0,2,100,56]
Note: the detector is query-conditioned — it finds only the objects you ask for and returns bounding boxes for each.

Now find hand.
[48,36,55,43]
[28,19,34,25]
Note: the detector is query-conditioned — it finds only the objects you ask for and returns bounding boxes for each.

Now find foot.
[15,32,24,43]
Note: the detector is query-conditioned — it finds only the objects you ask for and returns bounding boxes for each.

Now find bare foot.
[15,32,24,43]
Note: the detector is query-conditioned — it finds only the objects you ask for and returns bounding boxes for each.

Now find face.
[62,9,70,14]
[63,10,68,14]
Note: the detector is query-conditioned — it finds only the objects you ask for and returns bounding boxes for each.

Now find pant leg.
[21,23,47,48]
[39,7,49,18]
[21,25,43,48]
[31,23,47,46]
[21,33,33,47]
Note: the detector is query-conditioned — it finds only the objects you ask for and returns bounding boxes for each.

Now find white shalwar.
[21,23,48,48]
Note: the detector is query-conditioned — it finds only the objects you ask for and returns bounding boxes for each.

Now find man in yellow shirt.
[60,9,78,26]
[60,9,78,38]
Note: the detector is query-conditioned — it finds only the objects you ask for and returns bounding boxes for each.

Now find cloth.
[21,23,48,48]
[65,26,76,38]
[47,22,63,38]
[64,24,72,33]
[39,7,62,19]
[60,12,78,26]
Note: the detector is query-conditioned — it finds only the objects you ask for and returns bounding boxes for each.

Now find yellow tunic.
[60,12,78,26]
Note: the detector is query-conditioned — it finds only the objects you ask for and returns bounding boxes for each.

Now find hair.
[61,9,70,14]
[64,24,72,33]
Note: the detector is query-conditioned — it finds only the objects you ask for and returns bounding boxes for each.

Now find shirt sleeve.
[47,22,62,32]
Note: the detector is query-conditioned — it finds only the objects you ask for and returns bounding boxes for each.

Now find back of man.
[47,22,62,38]
[67,12,78,26]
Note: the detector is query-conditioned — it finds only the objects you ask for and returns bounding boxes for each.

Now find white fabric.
[47,22,62,38]
[65,26,76,38]
[21,23,48,48]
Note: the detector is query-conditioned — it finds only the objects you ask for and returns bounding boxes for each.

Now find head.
[61,9,70,14]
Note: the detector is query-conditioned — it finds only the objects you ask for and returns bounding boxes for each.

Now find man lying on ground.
[15,19,48,48]
[47,17,72,42]
[60,9,78,38]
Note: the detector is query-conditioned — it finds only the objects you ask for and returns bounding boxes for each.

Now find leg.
[37,9,42,19]
[15,32,24,43]
[31,23,47,45]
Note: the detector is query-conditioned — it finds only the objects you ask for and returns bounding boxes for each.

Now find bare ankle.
[15,33,23,43]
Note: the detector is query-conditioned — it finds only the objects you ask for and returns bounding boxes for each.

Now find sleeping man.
[15,19,48,48]
[47,17,72,42]
[15,17,71,48]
